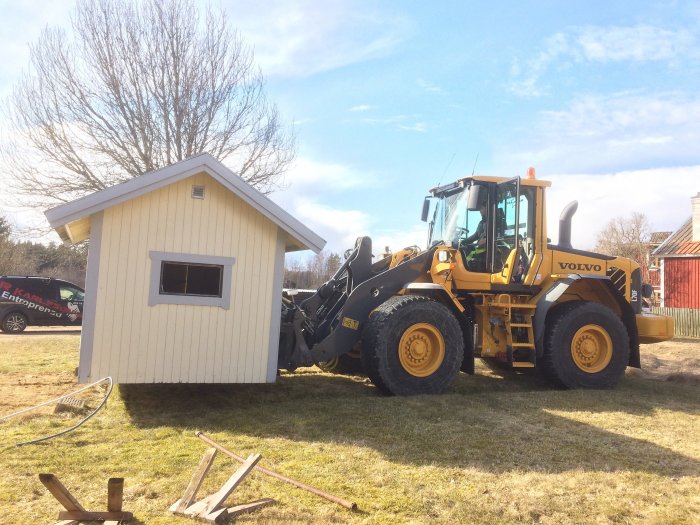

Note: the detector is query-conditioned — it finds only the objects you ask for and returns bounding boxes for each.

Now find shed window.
[160,262,222,297]
[149,251,235,309]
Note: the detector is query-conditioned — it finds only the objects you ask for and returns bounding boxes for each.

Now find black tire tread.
[541,301,629,389]
[361,295,463,395]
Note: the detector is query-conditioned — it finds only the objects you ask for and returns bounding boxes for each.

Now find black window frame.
[159,261,224,298]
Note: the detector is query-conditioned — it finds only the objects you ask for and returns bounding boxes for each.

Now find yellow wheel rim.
[398,323,445,377]
[570,324,613,373]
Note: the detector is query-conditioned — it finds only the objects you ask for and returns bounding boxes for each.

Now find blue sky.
[1,0,699,255]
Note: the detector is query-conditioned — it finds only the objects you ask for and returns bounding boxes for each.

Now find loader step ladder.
[488,295,536,368]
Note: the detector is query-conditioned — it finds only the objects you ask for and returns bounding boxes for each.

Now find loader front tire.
[317,345,364,375]
[541,301,629,389]
[361,295,463,395]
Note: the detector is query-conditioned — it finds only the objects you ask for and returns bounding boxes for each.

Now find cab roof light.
[527,167,536,179]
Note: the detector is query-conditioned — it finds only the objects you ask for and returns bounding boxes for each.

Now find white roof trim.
[44,153,326,253]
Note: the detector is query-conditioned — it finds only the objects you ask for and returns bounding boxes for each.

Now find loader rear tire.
[361,295,463,395]
[541,301,629,389]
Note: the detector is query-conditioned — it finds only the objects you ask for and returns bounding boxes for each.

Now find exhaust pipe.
[558,200,578,249]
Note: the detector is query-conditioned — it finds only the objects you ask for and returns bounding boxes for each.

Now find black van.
[0,276,84,333]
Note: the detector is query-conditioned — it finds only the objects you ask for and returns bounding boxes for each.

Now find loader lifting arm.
[278,237,437,370]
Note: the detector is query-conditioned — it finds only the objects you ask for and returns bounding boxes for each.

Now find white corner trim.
[266,229,286,383]
[78,212,103,383]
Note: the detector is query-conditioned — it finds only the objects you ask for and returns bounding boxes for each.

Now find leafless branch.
[1,0,294,209]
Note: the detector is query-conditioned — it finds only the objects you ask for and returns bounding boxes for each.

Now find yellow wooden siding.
[89,172,277,383]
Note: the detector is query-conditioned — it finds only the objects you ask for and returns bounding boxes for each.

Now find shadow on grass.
[119,366,700,477]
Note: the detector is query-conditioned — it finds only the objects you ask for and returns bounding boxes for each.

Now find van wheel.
[2,312,28,333]
[541,302,629,389]
[361,295,463,395]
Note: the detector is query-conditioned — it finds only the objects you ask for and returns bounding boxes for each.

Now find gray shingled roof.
[45,153,326,253]
[649,231,672,245]
[652,218,700,257]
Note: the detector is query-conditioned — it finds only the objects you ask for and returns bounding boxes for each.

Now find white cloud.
[510,24,695,96]
[354,114,428,133]
[510,32,570,97]
[269,155,379,253]
[398,122,428,133]
[416,78,443,94]
[277,156,376,192]
[287,198,371,251]
[577,25,694,63]
[497,92,700,173]
[230,0,412,77]
[270,155,427,255]
[349,104,373,112]
[546,166,699,250]
[370,223,427,254]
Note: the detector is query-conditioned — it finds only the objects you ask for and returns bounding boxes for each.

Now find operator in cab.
[464,202,488,271]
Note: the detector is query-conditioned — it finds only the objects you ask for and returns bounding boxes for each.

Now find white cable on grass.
[0,377,113,447]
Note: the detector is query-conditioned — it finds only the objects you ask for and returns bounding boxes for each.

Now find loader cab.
[424,176,541,290]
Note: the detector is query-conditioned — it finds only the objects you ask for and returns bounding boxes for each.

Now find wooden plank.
[57,510,133,521]
[39,474,85,512]
[201,506,228,524]
[55,520,79,525]
[227,498,275,518]
[206,453,261,511]
[184,454,261,517]
[174,448,218,513]
[107,478,124,512]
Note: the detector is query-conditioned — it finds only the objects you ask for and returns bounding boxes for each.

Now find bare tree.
[3,0,294,207]
[594,212,652,279]
[284,251,343,290]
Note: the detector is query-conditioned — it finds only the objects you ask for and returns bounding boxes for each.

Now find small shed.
[652,192,700,308]
[45,153,325,384]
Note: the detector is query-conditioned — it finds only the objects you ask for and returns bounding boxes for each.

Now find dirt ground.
[630,338,700,384]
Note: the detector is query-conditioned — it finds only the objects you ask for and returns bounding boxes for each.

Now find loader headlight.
[437,250,450,263]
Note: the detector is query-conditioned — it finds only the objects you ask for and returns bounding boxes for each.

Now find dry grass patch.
[0,334,698,524]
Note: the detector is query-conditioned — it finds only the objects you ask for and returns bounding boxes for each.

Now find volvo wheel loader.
[278,172,674,395]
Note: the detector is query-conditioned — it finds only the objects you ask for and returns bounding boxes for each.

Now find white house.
[45,153,325,384]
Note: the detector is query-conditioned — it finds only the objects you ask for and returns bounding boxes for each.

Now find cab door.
[491,178,536,285]
[491,177,521,283]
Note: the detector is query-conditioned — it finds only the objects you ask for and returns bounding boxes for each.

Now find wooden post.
[171,447,218,513]
[107,478,124,512]
[171,451,274,523]
[39,474,132,524]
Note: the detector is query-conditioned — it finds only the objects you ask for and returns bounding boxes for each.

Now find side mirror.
[420,197,431,222]
[467,185,481,210]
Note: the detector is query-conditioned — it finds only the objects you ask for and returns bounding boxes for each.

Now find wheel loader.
[278,171,674,395]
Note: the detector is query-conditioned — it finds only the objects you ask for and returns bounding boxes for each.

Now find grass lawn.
[0,331,698,524]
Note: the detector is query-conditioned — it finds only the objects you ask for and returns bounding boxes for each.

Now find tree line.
[0,217,87,286]
[284,251,343,290]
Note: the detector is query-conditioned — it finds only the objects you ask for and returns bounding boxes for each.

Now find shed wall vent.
[191,185,205,199]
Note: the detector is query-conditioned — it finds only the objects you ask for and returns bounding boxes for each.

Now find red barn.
[653,192,700,308]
